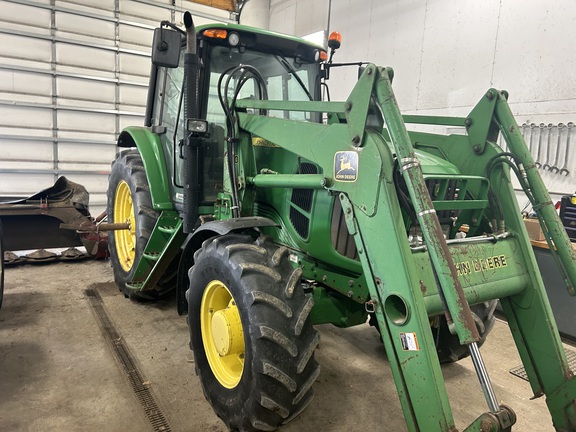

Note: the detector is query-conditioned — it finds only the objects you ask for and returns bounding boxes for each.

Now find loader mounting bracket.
[464,405,516,432]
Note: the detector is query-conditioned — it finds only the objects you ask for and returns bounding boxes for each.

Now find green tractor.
[107,12,576,432]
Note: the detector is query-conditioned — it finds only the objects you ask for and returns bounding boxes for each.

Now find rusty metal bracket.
[464,405,516,432]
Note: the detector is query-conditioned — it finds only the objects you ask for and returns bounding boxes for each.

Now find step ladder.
[126,210,185,292]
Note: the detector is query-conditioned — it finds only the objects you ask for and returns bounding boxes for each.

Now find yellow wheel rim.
[200,280,245,388]
[114,180,136,272]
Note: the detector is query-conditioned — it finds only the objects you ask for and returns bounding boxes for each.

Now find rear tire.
[187,234,320,431]
[107,149,171,300]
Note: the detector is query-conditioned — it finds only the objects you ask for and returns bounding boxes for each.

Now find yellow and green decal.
[455,255,508,276]
[334,151,358,182]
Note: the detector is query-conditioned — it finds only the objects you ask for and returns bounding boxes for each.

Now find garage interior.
[1,1,576,431]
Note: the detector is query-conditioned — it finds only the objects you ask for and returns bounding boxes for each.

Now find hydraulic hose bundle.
[217,64,268,218]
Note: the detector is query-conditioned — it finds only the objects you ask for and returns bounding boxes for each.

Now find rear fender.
[176,217,278,315]
[117,127,172,211]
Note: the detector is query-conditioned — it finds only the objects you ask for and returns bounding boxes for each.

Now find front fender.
[118,127,172,211]
[176,217,278,315]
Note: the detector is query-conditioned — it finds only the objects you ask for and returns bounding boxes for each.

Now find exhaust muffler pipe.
[182,11,201,233]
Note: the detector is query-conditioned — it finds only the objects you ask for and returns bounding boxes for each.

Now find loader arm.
[235,65,576,431]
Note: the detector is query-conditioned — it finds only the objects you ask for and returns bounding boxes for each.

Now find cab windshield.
[154,43,321,202]
[206,45,321,126]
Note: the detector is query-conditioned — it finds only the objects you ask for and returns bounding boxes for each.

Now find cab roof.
[196,22,326,59]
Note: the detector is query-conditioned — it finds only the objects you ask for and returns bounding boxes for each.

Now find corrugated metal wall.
[0,0,230,215]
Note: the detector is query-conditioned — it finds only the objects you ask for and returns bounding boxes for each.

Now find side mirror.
[151,28,181,68]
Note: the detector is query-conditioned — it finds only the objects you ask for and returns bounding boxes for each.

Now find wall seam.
[415,0,429,111]
[489,0,503,86]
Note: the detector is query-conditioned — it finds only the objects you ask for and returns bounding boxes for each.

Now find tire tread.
[187,234,320,431]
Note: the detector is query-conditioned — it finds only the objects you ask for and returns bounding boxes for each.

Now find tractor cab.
[146,22,325,210]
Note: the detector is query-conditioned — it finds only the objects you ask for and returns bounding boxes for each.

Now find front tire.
[369,300,497,363]
[107,149,171,300]
[433,300,497,363]
[187,234,320,431]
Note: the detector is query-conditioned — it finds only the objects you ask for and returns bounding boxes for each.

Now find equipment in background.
[560,194,576,241]
[0,177,117,265]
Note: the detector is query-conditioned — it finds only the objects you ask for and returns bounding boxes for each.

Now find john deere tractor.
[107,12,576,432]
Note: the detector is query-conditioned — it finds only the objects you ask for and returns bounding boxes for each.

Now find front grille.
[330,198,359,260]
[289,163,318,239]
[290,206,310,238]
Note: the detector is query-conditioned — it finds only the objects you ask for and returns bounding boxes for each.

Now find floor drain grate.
[85,288,172,432]
[509,349,576,381]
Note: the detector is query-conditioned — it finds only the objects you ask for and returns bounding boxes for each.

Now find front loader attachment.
[234,64,576,431]
[371,68,576,431]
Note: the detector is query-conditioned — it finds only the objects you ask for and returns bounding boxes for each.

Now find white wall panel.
[269,2,296,35]
[269,0,327,37]
[57,77,116,104]
[60,173,109,198]
[267,0,576,204]
[58,142,116,164]
[62,0,116,11]
[119,114,144,131]
[0,70,52,96]
[0,159,54,171]
[119,85,148,107]
[365,0,424,110]
[1,1,51,27]
[57,130,115,141]
[120,1,172,22]
[492,1,576,107]
[119,52,150,76]
[240,0,270,29]
[416,0,499,111]
[119,23,154,48]
[0,105,52,129]
[0,33,52,63]
[56,12,116,40]
[58,111,116,133]
[0,139,53,161]
[0,173,55,197]
[56,44,117,71]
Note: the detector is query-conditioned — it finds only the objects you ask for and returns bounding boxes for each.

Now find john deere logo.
[334,151,358,182]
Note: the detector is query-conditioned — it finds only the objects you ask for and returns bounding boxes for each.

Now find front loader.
[106,12,576,431]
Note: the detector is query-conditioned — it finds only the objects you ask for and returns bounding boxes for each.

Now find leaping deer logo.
[337,154,356,174]
[334,151,358,182]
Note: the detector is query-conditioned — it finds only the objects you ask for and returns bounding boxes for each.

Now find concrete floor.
[0,259,571,431]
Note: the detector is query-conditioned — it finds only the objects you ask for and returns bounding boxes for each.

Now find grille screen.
[289,163,318,239]
[330,198,359,260]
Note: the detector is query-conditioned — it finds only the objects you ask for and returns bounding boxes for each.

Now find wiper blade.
[275,54,313,101]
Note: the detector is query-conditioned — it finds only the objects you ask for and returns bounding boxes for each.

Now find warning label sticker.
[400,332,420,351]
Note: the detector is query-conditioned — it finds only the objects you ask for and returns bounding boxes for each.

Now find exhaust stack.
[182,11,201,234]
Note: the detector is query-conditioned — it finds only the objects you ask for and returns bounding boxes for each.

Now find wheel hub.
[200,280,245,388]
[113,180,136,272]
[211,301,244,357]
